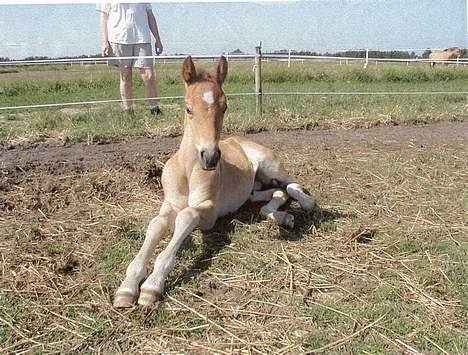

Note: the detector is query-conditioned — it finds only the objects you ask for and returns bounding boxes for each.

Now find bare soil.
[2,121,466,169]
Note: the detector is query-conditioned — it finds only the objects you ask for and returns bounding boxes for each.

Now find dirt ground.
[1,121,467,353]
[2,121,466,168]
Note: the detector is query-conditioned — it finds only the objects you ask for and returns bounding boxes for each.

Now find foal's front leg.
[137,201,215,306]
[113,201,176,308]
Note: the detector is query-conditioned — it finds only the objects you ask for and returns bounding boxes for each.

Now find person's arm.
[147,9,163,55]
[100,10,111,56]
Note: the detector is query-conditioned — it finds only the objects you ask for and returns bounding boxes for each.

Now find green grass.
[1,61,467,143]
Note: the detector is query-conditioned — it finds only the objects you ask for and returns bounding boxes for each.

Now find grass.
[0,61,467,143]
[1,126,467,352]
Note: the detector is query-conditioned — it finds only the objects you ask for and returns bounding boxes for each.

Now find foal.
[114,56,316,307]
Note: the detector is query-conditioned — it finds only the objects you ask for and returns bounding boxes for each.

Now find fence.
[1,44,467,115]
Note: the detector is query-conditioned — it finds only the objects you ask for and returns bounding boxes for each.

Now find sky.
[0,0,466,60]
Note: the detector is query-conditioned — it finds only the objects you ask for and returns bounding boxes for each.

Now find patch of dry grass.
[1,132,467,353]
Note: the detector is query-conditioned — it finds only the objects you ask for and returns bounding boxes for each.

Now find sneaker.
[150,106,162,115]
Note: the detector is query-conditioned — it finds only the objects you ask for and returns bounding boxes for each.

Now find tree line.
[273,48,467,59]
[2,48,466,62]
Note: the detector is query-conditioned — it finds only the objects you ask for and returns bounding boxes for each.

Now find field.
[1,61,467,142]
[1,61,467,353]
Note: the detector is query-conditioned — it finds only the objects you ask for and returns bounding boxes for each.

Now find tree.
[229,49,244,55]
[422,49,432,59]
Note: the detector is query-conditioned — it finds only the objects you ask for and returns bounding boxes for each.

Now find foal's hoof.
[138,288,162,306]
[113,290,136,308]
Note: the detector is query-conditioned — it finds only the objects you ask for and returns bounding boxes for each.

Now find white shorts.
[109,42,153,68]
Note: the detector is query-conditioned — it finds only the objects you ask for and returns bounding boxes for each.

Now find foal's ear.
[182,56,197,85]
[216,56,228,86]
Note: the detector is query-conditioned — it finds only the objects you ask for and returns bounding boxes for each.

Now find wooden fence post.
[255,42,263,116]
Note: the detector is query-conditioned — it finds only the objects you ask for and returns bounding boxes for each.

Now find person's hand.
[155,40,163,56]
[102,41,111,57]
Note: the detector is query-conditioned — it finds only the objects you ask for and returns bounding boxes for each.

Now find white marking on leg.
[287,183,316,211]
[260,190,294,228]
[202,91,214,105]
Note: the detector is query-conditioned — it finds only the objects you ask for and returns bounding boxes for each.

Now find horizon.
[1,48,450,62]
[0,1,467,60]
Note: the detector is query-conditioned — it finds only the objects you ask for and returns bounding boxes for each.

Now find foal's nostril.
[199,147,220,170]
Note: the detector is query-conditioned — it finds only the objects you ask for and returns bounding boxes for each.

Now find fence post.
[255,42,263,116]
[363,48,369,69]
[288,49,291,68]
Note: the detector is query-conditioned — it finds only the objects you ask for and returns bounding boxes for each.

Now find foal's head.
[182,56,228,170]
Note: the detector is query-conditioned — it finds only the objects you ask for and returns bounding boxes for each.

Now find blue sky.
[0,0,466,59]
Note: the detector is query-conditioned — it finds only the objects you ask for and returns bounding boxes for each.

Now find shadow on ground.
[167,201,346,292]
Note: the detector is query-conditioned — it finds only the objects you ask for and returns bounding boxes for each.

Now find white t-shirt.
[97,3,152,44]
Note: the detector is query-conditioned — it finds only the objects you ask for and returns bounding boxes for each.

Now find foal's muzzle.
[200,147,221,170]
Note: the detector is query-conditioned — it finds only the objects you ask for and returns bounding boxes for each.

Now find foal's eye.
[186,107,192,115]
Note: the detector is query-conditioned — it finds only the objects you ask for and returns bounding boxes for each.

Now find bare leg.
[260,190,294,228]
[119,66,133,110]
[138,201,215,306]
[140,67,160,108]
[113,202,176,308]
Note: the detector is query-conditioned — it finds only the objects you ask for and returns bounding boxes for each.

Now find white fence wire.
[1,53,467,112]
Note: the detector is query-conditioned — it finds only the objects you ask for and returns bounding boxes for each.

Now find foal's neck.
[178,119,199,169]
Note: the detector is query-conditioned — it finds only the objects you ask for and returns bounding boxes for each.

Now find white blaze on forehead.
[202,91,215,105]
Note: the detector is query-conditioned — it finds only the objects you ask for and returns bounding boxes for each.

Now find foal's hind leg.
[249,180,294,227]
[255,151,317,212]
[259,190,294,228]
[113,201,176,308]
[286,183,317,211]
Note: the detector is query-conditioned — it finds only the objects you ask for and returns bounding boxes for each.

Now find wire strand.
[1,91,466,111]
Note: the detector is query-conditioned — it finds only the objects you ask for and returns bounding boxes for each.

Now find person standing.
[98,3,163,114]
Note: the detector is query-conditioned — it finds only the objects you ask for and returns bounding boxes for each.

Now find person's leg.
[134,43,161,114]
[140,67,160,110]
[110,43,135,112]
[119,66,133,111]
